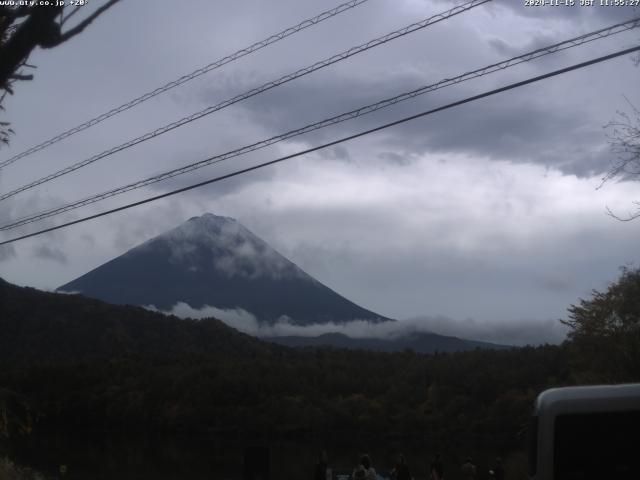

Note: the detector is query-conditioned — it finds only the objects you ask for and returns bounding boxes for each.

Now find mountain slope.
[58,214,389,325]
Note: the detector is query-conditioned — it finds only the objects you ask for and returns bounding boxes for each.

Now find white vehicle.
[529,383,640,480]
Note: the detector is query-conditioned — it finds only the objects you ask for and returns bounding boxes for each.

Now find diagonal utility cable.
[2,44,638,247]
[0,0,373,169]
[2,17,638,232]
[0,0,491,202]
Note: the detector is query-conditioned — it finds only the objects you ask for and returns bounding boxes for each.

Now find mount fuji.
[58,213,390,325]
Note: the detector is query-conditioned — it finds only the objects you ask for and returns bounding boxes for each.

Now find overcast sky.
[1,0,639,344]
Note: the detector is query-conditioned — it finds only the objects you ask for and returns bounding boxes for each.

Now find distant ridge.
[264,331,508,353]
[58,213,390,325]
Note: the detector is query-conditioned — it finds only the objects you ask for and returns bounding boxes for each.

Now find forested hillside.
[0,277,272,361]
[0,278,563,449]
[1,268,639,449]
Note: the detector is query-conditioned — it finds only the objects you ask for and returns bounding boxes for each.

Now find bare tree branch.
[51,0,120,46]
[9,73,33,81]
[606,205,640,222]
[0,1,121,147]
[60,5,83,28]
[601,97,640,220]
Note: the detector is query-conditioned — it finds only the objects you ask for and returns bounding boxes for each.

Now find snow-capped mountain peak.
[58,213,390,325]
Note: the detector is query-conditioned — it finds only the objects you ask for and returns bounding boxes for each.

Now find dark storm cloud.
[141,68,397,198]
[32,245,68,264]
[391,94,610,177]
[198,69,408,142]
[199,64,614,176]
[82,0,636,206]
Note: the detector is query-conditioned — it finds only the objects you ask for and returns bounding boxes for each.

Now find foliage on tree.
[562,266,640,383]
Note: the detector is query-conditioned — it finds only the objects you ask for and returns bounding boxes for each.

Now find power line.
[2,18,638,232]
[0,0,373,169]
[0,0,491,202]
[1,44,638,247]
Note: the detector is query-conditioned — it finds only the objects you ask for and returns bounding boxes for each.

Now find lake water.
[5,433,524,479]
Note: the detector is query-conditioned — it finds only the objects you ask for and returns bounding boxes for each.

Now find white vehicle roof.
[534,383,640,416]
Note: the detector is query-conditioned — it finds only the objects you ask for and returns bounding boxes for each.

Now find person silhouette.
[391,454,411,480]
[314,450,331,480]
[489,457,504,480]
[430,453,444,480]
[461,457,476,480]
[352,454,376,480]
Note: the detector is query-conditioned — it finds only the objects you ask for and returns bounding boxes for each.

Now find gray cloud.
[190,39,631,178]
[32,245,68,264]
[319,145,351,162]
[404,315,568,346]
[110,202,187,252]
[396,95,609,176]
[488,32,561,59]
[80,234,95,247]
[0,244,16,262]
[377,151,413,166]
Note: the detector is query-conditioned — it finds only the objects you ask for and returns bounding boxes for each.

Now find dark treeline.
[0,346,567,446]
[1,267,638,452]
[0,278,565,450]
